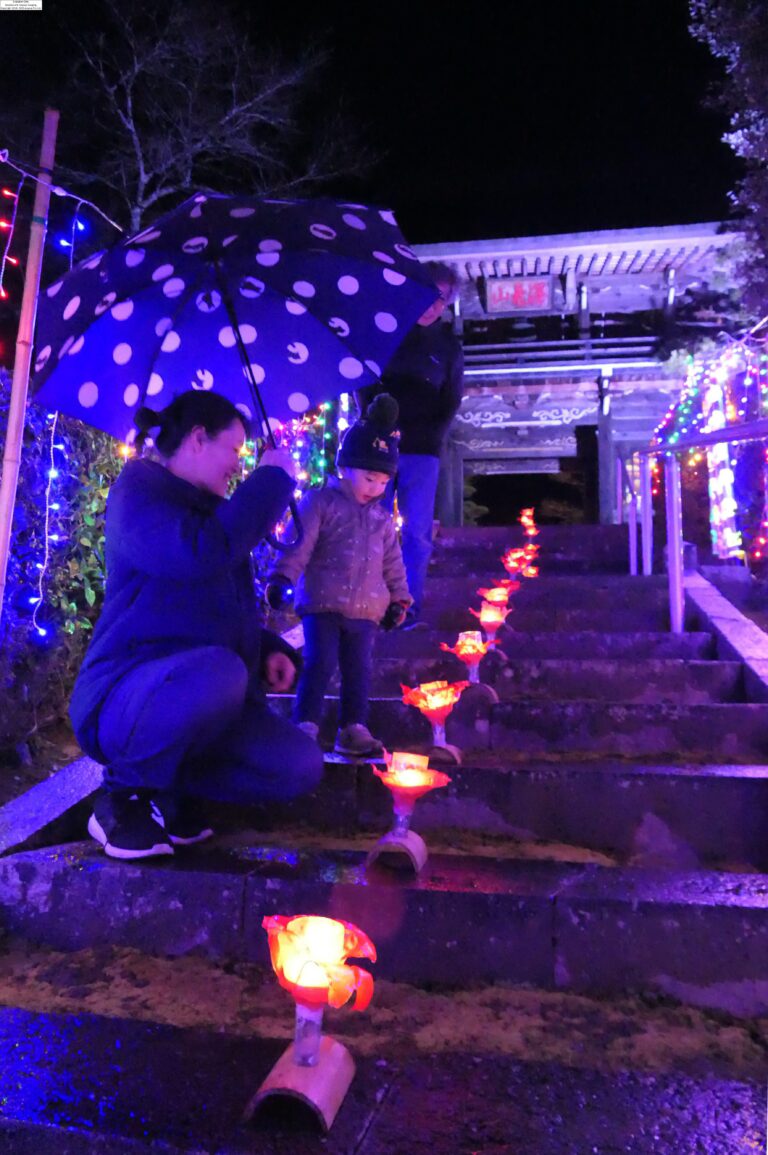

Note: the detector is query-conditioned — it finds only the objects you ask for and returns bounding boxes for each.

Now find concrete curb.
[685,572,768,703]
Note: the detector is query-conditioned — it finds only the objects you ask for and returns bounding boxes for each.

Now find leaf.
[85,587,96,607]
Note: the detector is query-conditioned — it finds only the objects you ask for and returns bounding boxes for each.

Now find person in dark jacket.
[359,261,463,627]
[70,390,323,860]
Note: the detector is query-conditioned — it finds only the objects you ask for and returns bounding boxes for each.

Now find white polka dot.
[285,300,306,316]
[147,373,164,396]
[182,236,208,254]
[113,343,132,365]
[125,429,137,446]
[34,346,52,372]
[287,342,309,364]
[82,254,102,270]
[111,300,134,321]
[337,276,359,295]
[68,335,85,356]
[163,278,186,298]
[365,360,382,377]
[152,264,174,281]
[95,293,117,316]
[189,202,205,219]
[259,239,282,252]
[222,235,238,247]
[293,280,315,298]
[63,296,81,320]
[160,331,181,353]
[339,202,368,210]
[196,290,221,313]
[78,381,98,408]
[230,206,256,218]
[218,327,236,348]
[375,312,398,333]
[373,250,395,264]
[395,243,417,260]
[288,392,310,412]
[131,227,161,243]
[239,324,257,344]
[123,384,140,407]
[239,277,265,299]
[262,416,281,437]
[58,336,75,358]
[155,317,173,337]
[342,213,366,230]
[384,269,406,286]
[125,248,145,267]
[379,209,397,225]
[256,251,280,267]
[310,223,337,240]
[329,316,350,337]
[236,403,253,421]
[46,281,63,298]
[339,357,364,380]
[245,363,265,385]
[192,369,214,390]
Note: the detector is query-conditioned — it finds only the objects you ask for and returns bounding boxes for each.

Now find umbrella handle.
[266,498,304,550]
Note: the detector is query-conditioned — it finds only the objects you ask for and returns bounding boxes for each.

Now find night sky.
[0,0,742,245]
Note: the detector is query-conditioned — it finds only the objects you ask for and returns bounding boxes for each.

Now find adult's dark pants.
[95,646,323,803]
[384,453,441,614]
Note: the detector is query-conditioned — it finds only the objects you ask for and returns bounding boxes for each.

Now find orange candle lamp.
[470,599,511,639]
[520,507,539,536]
[477,585,511,606]
[440,629,496,683]
[247,915,377,1131]
[368,752,451,872]
[401,678,468,748]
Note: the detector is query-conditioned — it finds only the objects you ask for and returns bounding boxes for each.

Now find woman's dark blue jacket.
[70,457,295,762]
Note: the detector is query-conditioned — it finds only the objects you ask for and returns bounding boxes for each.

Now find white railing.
[631,419,768,634]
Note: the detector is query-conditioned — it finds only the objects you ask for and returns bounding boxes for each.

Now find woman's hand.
[263,650,297,692]
[261,447,297,481]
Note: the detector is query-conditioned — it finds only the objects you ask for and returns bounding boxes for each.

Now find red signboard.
[485,276,553,314]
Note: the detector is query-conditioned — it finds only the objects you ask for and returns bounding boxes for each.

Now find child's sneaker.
[297,720,320,741]
[87,790,174,860]
[334,724,384,758]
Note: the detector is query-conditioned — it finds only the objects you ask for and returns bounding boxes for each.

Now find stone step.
[362,657,744,704]
[423,573,671,605]
[420,604,680,632]
[0,1005,762,1154]
[2,844,767,1015]
[269,694,768,761]
[486,700,768,761]
[374,627,716,661]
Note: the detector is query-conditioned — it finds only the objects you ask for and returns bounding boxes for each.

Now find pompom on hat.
[337,394,400,477]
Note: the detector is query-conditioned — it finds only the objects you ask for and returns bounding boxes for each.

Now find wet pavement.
[0,1007,763,1154]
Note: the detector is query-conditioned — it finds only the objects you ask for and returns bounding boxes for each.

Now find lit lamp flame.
[477,585,511,606]
[401,679,468,747]
[470,600,511,639]
[374,751,451,834]
[441,629,496,683]
[262,914,376,1068]
[520,507,539,536]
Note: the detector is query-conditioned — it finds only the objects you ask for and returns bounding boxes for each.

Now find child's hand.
[265,575,294,611]
[380,601,409,630]
[263,651,297,692]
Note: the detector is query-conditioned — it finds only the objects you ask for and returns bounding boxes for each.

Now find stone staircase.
[0,523,766,1152]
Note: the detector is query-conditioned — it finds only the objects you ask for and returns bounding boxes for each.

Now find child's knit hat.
[337,394,400,477]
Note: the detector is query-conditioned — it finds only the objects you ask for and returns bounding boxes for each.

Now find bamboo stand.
[0,109,59,622]
[244,1035,355,1133]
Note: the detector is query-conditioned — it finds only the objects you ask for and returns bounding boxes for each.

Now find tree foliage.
[690,1,768,314]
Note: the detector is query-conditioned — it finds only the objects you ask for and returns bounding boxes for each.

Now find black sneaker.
[154,796,215,846]
[88,791,174,860]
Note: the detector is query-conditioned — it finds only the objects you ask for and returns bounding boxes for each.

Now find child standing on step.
[266,395,411,757]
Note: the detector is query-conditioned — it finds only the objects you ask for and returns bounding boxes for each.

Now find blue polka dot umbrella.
[31,193,439,442]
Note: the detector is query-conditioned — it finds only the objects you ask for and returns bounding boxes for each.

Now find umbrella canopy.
[32,194,438,442]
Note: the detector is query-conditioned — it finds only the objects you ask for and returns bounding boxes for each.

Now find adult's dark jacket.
[70,457,295,762]
[360,321,464,456]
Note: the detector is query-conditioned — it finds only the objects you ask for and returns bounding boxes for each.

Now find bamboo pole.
[0,109,59,623]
